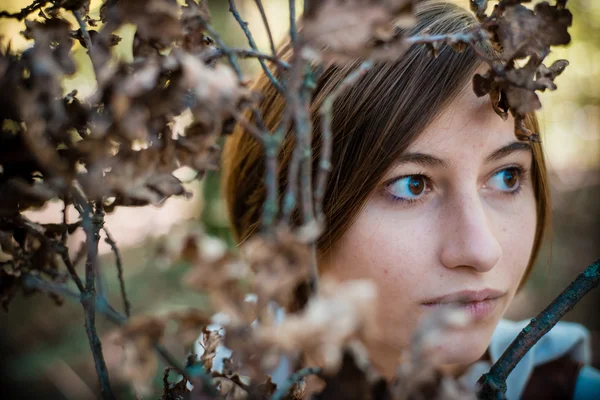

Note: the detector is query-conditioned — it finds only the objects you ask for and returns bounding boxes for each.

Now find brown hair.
[221,1,550,287]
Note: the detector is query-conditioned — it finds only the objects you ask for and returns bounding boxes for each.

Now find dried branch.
[280,54,309,224]
[0,0,48,20]
[203,48,290,69]
[316,60,374,220]
[57,242,86,292]
[228,0,282,92]
[477,258,600,399]
[103,226,131,317]
[253,0,277,58]
[81,201,114,399]
[73,10,93,51]
[289,0,297,45]
[22,274,126,324]
[23,274,216,397]
[261,133,282,231]
[200,20,245,81]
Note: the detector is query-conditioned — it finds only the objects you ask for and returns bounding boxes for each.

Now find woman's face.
[319,84,538,376]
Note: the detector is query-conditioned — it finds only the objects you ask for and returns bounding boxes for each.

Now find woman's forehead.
[407,86,517,159]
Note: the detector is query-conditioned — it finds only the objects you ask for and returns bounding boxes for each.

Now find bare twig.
[228,0,283,92]
[24,272,216,397]
[200,19,245,81]
[57,243,86,292]
[81,200,114,399]
[316,60,374,220]
[289,0,297,45]
[261,125,286,232]
[103,226,131,317]
[280,52,308,223]
[61,198,68,245]
[254,0,277,58]
[73,9,101,83]
[22,274,81,301]
[73,10,93,50]
[0,0,48,20]
[203,48,290,69]
[22,274,126,324]
[477,258,600,399]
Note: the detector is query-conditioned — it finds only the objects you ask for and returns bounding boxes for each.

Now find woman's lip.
[422,297,501,320]
[422,288,506,304]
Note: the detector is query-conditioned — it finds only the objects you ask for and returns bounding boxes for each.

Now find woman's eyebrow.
[395,152,449,168]
[395,141,532,168]
[485,141,532,163]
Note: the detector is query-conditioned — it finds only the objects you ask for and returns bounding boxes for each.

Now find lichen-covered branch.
[103,227,131,317]
[477,258,600,399]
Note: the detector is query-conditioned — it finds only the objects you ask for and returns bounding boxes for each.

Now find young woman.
[221,1,600,398]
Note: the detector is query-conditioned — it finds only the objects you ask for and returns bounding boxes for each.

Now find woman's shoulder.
[490,318,598,399]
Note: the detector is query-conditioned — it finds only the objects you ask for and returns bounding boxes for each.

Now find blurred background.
[0,0,598,398]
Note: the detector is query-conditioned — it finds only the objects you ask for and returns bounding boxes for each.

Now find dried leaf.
[256,278,378,374]
[242,227,312,311]
[302,0,416,61]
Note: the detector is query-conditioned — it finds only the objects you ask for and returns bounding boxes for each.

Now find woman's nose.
[438,193,503,273]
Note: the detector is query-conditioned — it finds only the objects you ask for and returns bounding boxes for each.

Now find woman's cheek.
[497,190,538,288]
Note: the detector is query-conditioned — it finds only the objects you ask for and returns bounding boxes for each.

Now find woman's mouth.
[422,297,501,320]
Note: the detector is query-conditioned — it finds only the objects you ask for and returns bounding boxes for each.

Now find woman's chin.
[427,324,494,367]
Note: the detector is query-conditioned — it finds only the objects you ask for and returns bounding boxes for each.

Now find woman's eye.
[487,167,522,192]
[387,175,429,201]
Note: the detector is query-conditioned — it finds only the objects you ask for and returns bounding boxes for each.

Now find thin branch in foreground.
[24,274,218,396]
[289,0,297,45]
[103,226,131,317]
[200,20,244,81]
[57,243,86,293]
[253,0,277,58]
[22,274,126,324]
[476,258,600,399]
[0,0,48,20]
[81,200,114,400]
[202,48,290,70]
[261,126,286,232]
[280,51,309,224]
[228,0,283,92]
[73,10,93,51]
[316,59,374,220]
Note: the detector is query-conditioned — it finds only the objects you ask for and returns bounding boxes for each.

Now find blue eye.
[387,175,428,201]
[488,167,522,192]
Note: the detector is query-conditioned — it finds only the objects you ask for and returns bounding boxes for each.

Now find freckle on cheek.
[384,268,389,275]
